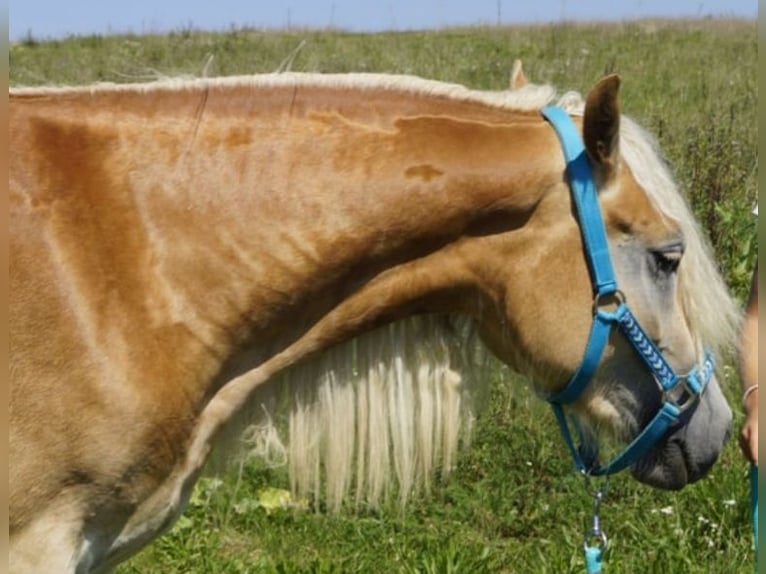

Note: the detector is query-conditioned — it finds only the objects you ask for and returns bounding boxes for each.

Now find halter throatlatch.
[539,105,716,573]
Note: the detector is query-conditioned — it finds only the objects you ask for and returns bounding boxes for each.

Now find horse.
[9,66,739,573]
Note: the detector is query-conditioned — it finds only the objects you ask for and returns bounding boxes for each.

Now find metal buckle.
[658,360,710,413]
[661,376,702,413]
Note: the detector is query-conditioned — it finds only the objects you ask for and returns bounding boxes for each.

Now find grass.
[116,377,755,573]
[11,19,758,573]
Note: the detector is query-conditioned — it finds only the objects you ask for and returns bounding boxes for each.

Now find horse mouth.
[631,425,731,490]
[631,438,690,490]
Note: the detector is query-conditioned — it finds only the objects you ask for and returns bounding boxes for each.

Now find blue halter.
[539,105,715,477]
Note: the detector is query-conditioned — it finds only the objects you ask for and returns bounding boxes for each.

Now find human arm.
[739,262,758,466]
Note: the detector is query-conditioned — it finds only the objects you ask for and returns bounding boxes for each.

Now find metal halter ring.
[591,289,626,316]
[584,529,609,552]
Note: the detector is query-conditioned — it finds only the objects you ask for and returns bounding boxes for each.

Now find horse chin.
[631,431,729,490]
[631,439,690,490]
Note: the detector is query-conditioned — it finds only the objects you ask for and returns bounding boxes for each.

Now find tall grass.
[11,19,757,573]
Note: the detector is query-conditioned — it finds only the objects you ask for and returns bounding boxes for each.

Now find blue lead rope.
[752,465,758,566]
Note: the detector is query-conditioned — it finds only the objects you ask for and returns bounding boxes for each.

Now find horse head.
[472,73,733,489]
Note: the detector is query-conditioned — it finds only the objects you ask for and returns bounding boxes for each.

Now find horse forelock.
[618,117,739,358]
[546,91,737,359]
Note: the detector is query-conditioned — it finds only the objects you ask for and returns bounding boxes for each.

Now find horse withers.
[9,69,737,572]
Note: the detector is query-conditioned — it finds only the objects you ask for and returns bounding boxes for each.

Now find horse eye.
[651,244,684,275]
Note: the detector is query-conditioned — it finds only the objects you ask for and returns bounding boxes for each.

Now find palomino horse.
[10,67,738,572]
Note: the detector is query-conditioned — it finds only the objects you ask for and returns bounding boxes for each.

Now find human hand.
[739,395,758,466]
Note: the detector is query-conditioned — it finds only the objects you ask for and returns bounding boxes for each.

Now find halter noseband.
[540,105,715,477]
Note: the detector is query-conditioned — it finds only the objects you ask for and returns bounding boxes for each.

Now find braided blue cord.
[615,310,676,389]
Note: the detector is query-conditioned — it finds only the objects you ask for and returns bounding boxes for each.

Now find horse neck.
[24,80,561,399]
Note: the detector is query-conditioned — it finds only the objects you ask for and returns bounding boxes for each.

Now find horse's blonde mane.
[229,316,495,511]
[618,117,740,357]
[11,71,559,113]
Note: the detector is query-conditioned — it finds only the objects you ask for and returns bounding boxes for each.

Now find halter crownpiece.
[539,105,715,477]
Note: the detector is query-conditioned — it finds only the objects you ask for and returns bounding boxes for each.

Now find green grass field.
[11,19,758,573]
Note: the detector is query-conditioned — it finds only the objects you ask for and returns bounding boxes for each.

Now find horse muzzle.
[631,375,732,489]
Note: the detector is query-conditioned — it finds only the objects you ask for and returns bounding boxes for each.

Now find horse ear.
[510,59,528,90]
[583,74,621,177]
